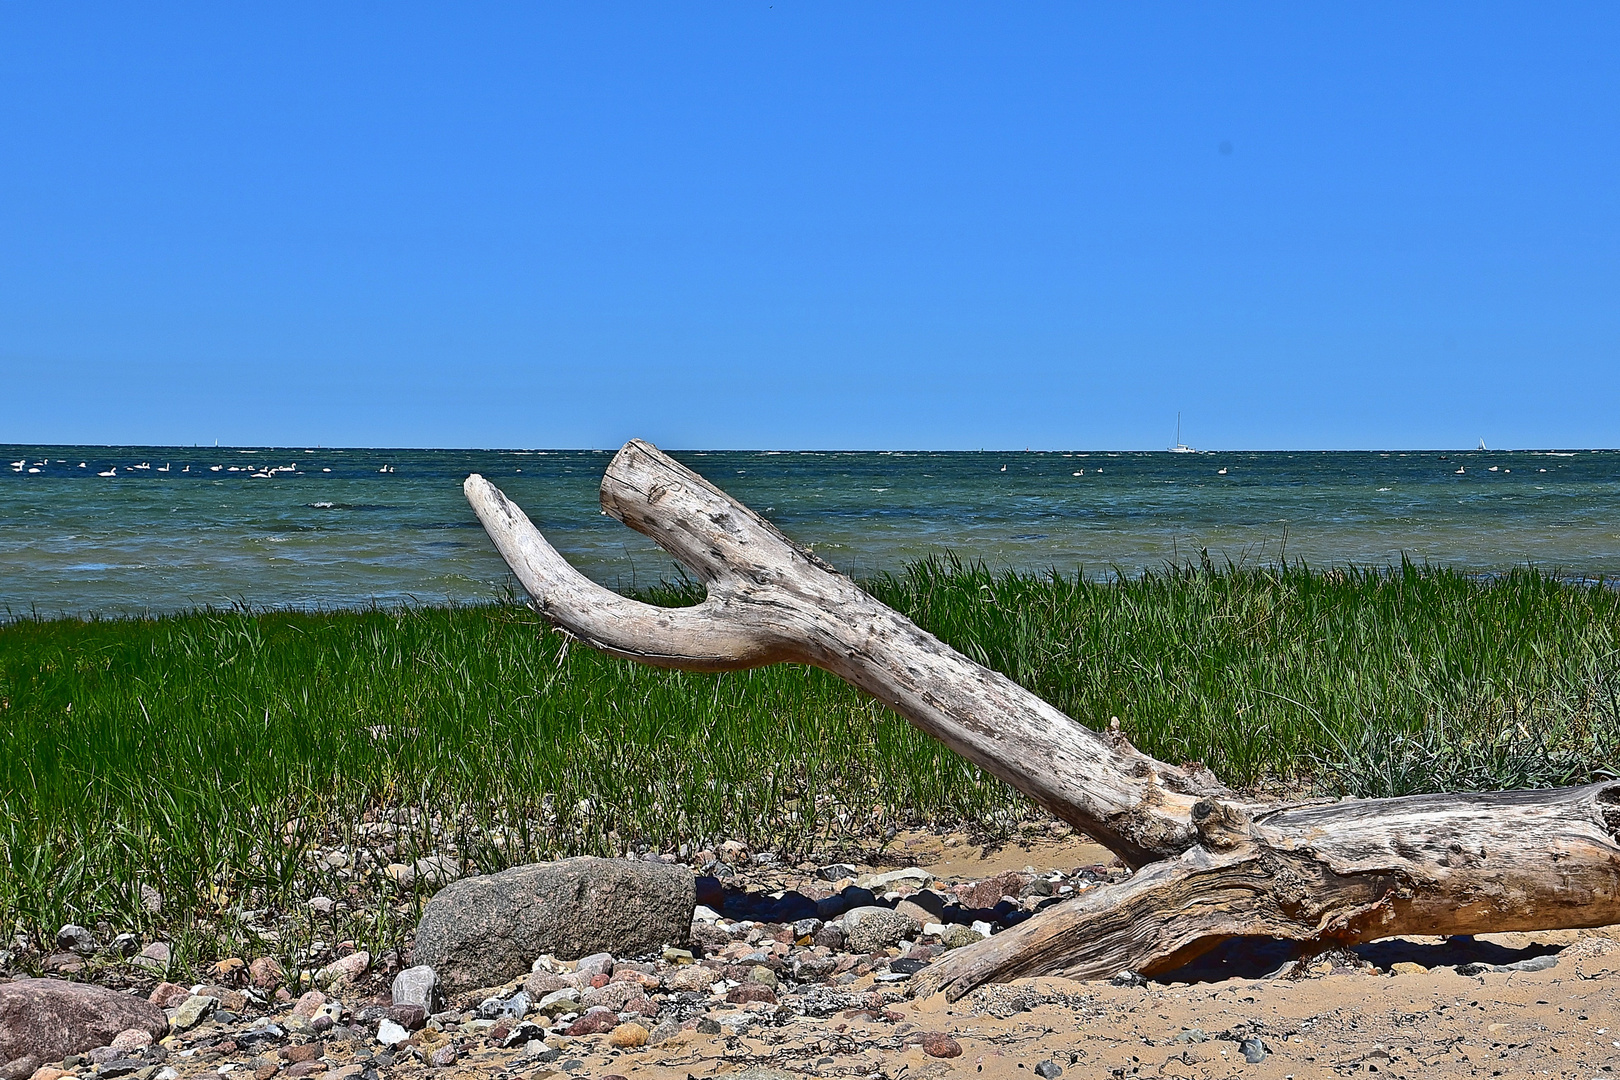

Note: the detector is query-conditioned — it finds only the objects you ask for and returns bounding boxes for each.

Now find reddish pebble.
[148,982,190,1008]
[286,1063,327,1078]
[920,1032,963,1058]
[589,972,610,989]
[279,1044,323,1063]
[566,1010,619,1036]
[726,983,778,1005]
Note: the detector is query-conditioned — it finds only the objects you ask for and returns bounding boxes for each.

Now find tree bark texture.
[465,440,1620,1000]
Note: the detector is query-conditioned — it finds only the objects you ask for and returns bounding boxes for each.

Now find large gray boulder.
[0,979,168,1068]
[412,857,695,990]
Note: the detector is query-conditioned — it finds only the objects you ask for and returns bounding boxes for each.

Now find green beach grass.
[3,558,1618,981]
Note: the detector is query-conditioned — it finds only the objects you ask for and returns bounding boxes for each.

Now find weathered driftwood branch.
[466,440,1620,1000]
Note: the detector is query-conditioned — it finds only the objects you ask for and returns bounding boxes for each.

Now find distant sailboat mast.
[1478,438,1487,451]
[1169,412,1197,453]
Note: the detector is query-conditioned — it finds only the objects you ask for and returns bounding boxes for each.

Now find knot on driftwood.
[1190,798,1254,851]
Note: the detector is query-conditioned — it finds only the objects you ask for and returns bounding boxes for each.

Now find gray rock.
[574,952,614,978]
[841,906,921,953]
[476,991,529,1020]
[390,965,441,1013]
[0,1056,37,1080]
[56,925,97,956]
[1459,953,1559,976]
[1033,1062,1062,1079]
[818,864,859,881]
[131,942,170,973]
[1240,1036,1266,1064]
[939,925,985,950]
[0,979,169,1067]
[1109,969,1148,987]
[579,982,637,1011]
[412,857,694,991]
[169,996,217,1033]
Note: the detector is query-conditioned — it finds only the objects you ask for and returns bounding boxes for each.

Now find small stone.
[661,947,694,964]
[384,1005,425,1030]
[31,1069,69,1080]
[1389,961,1426,975]
[292,991,327,1018]
[574,952,614,978]
[664,965,715,993]
[308,897,336,915]
[287,1062,328,1078]
[56,925,97,956]
[131,942,170,973]
[749,964,778,988]
[168,995,218,1032]
[0,1060,38,1080]
[606,1023,648,1049]
[254,1063,280,1080]
[1170,1028,1208,1044]
[725,983,777,1005]
[1108,969,1148,988]
[580,981,637,1011]
[390,965,441,1012]
[110,1029,153,1053]
[1240,1036,1266,1064]
[376,1020,409,1046]
[280,1044,323,1063]
[250,956,285,989]
[939,925,985,950]
[315,950,369,988]
[646,1019,683,1046]
[819,864,859,881]
[110,932,140,958]
[566,1009,618,1036]
[210,956,247,983]
[524,971,569,997]
[148,982,190,1008]
[1032,1061,1062,1079]
[920,1033,962,1058]
[841,907,921,953]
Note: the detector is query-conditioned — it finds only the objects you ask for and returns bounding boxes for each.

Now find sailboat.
[1478,438,1487,451]
[1168,413,1197,453]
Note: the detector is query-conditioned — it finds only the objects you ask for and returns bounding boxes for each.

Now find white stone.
[376,1019,409,1046]
[855,866,932,890]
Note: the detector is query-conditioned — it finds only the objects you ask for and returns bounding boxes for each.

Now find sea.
[4,444,1620,617]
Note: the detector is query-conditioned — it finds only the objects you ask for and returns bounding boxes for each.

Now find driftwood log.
[466,440,1620,1000]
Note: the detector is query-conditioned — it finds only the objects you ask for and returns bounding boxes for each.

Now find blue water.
[4,444,1619,616]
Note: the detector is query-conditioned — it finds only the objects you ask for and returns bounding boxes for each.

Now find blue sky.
[2,5,1617,450]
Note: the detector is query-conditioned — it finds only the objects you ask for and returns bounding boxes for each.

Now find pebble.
[132,942,171,972]
[375,1020,409,1046]
[391,964,440,1011]
[1033,1060,1062,1078]
[314,950,369,987]
[607,1022,648,1048]
[1240,1035,1266,1063]
[56,924,97,955]
[250,956,286,989]
[170,995,219,1032]
[920,1032,962,1058]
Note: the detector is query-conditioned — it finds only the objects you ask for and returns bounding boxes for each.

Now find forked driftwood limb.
[466,440,1620,1000]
